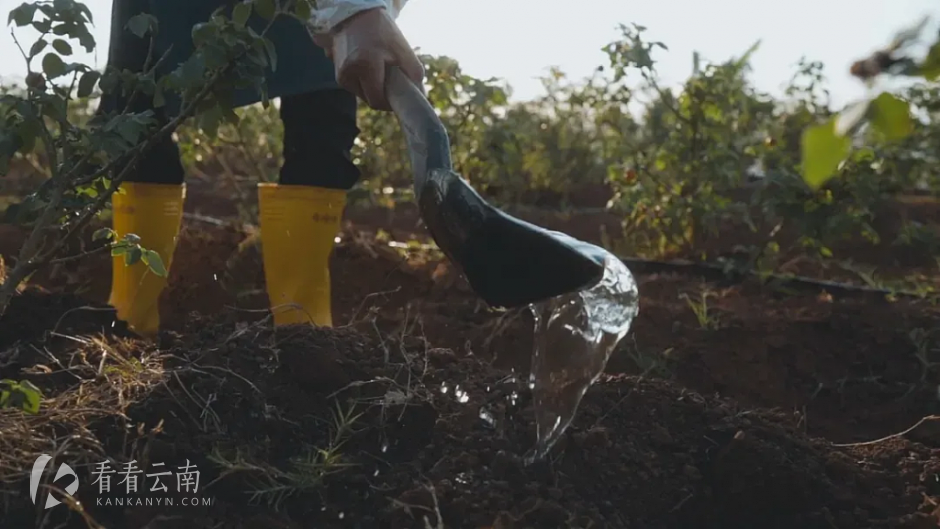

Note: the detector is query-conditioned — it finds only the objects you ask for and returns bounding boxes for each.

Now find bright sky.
[0,0,937,108]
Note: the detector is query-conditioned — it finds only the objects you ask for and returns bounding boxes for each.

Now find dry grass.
[0,335,166,485]
[0,332,168,528]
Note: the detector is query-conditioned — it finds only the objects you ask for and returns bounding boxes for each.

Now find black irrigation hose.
[617,255,930,301]
[180,212,929,302]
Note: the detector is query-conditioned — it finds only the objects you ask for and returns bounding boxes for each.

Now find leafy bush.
[0,0,309,315]
[3,3,939,306]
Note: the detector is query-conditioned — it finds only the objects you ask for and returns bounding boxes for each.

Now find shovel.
[384,67,607,308]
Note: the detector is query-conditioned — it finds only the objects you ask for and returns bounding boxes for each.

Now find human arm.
[306,0,409,35]
[306,0,423,111]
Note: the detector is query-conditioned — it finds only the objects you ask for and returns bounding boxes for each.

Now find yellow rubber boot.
[108,182,186,337]
[257,183,345,327]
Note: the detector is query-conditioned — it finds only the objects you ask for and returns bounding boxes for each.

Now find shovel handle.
[384,66,452,196]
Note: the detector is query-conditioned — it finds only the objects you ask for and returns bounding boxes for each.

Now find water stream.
[524,249,639,463]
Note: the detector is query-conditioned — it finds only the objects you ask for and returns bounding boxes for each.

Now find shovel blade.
[385,66,606,307]
[419,169,606,308]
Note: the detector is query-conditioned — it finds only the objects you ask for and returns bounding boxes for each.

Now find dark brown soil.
[3,292,940,529]
[2,192,940,527]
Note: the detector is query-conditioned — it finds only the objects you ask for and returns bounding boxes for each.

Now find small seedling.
[94,228,168,277]
[0,379,43,414]
[839,261,882,289]
[208,399,362,511]
[680,290,720,330]
[626,334,675,378]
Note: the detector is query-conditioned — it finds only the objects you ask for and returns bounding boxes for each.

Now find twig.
[187,363,262,394]
[47,244,110,265]
[833,415,940,447]
[50,305,117,337]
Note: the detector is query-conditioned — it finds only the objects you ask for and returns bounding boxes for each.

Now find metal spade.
[384,67,606,308]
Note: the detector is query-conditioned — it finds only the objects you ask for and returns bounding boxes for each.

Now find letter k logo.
[30,454,79,509]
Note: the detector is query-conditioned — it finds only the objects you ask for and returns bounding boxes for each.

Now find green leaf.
[92,227,115,241]
[190,22,216,47]
[921,42,940,80]
[126,13,156,38]
[111,245,127,257]
[124,246,142,266]
[254,0,277,20]
[800,118,851,190]
[51,38,72,55]
[41,52,66,78]
[77,3,94,23]
[8,4,38,27]
[77,70,99,97]
[15,118,39,153]
[0,379,43,414]
[140,249,168,277]
[868,92,913,141]
[32,19,51,33]
[28,39,47,58]
[232,2,252,27]
[197,105,224,137]
[294,0,311,21]
[263,38,277,71]
[75,25,95,52]
[153,84,166,107]
[15,380,42,414]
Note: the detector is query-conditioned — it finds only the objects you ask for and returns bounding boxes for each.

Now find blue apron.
[106,0,339,115]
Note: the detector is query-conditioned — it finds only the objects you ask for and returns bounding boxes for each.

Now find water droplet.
[455,472,472,485]
[373,468,380,477]
[454,385,470,403]
[381,441,388,453]
[527,251,638,462]
[439,382,449,394]
[478,406,496,428]
[213,273,217,281]
[338,512,344,520]
[334,236,342,244]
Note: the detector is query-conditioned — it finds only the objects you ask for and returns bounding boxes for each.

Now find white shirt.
[308,0,408,34]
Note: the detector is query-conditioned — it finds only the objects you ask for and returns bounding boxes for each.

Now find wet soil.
[2,188,940,527]
[3,289,940,529]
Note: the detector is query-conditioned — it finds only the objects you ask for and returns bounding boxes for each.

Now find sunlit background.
[0,0,937,107]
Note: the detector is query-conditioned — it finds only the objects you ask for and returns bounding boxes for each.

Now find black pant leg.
[96,0,185,186]
[278,89,360,189]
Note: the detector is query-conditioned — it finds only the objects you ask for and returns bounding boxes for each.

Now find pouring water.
[524,248,639,463]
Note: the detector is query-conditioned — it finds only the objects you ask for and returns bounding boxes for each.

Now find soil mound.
[2,291,938,528]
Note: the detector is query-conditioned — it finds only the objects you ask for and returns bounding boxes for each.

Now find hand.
[314,7,424,111]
